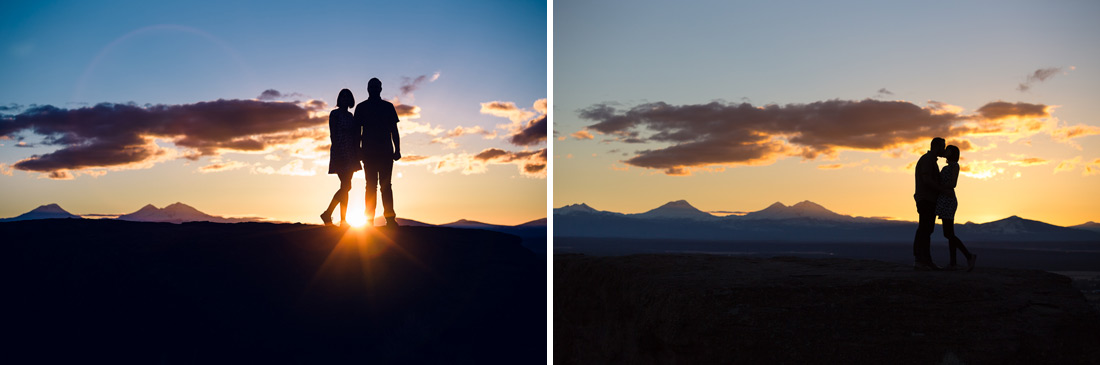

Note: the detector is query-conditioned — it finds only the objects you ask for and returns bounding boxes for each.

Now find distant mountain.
[1071,221,1100,233]
[743,201,854,222]
[116,203,259,224]
[555,203,605,215]
[0,204,82,222]
[554,200,1100,243]
[517,218,547,227]
[441,219,500,229]
[632,200,716,220]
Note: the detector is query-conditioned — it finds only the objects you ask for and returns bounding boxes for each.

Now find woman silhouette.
[320,89,362,226]
[937,145,976,271]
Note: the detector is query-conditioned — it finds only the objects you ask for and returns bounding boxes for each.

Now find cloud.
[400,148,546,178]
[480,98,548,146]
[399,72,441,96]
[0,100,326,177]
[875,88,894,97]
[817,159,869,170]
[430,125,497,148]
[571,129,594,140]
[509,115,546,146]
[395,103,421,120]
[480,101,537,123]
[47,170,73,180]
[577,98,1089,175]
[198,160,248,173]
[1008,156,1049,166]
[252,159,316,176]
[256,89,304,101]
[0,163,12,176]
[1017,67,1067,92]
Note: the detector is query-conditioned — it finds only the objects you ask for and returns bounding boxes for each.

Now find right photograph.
[552,1,1100,363]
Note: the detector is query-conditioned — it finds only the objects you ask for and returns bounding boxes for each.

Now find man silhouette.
[913,137,947,270]
[355,78,401,227]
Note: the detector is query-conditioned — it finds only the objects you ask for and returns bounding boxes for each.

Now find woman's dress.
[935,164,959,220]
[327,109,362,174]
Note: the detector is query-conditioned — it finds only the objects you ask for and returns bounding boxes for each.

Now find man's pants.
[364,159,395,221]
[913,199,937,264]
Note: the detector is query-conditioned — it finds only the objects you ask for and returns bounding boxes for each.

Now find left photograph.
[0,0,546,362]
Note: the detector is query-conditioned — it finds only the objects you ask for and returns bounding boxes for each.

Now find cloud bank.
[1,100,326,177]
[577,99,1095,175]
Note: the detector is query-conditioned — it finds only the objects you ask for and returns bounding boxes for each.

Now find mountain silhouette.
[0,203,82,222]
[633,200,716,220]
[555,203,605,215]
[1071,221,1100,233]
[554,200,1100,242]
[116,202,259,223]
[741,200,852,221]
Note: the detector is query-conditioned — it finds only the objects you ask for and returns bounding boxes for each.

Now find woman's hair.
[945,145,960,163]
[336,89,355,108]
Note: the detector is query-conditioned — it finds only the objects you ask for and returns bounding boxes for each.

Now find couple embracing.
[321,78,401,228]
[913,137,977,271]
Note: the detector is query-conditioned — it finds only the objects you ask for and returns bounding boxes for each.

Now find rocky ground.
[555,254,1100,364]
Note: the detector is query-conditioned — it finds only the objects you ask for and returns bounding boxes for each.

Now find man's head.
[930,137,946,157]
[367,78,382,97]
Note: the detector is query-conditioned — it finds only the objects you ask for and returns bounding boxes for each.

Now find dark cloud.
[509,115,546,146]
[975,101,1048,120]
[257,89,305,101]
[399,72,440,95]
[1,100,325,175]
[876,88,894,96]
[1017,67,1064,92]
[578,99,1054,175]
[47,171,73,180]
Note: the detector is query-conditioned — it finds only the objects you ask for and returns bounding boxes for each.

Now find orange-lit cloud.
[480,101,537,123]
[571,129,594,140]
[818,159,869,170]
[0,163,11,176]
[198,160,248,173]
[1054,156,1100,176]
[480,98,547,146]
[577,98,1094,175]
[400,148,546,178]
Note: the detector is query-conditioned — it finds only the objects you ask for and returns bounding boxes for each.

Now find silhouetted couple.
[321,78,402,228]
[913,137,977,271]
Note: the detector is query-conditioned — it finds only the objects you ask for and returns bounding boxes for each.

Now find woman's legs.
[323,172,354,224]
[942,218,972,266]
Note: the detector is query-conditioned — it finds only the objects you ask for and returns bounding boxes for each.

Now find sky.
[0,0,547,225]
[554,0,1100,227]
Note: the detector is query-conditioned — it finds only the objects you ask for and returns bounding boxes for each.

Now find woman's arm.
[948,165,959,188]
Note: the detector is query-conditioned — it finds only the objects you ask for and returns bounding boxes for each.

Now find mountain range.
[1,203,547,252]
[555,200,1100,242]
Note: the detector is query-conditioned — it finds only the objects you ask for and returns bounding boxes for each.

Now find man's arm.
[390,107,401,161]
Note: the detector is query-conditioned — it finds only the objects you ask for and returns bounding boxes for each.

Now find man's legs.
[364,162,378,225]
[378,160,396,221]
[913,200,937,267]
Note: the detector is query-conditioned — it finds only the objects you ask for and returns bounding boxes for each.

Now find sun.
[345,210,369,228]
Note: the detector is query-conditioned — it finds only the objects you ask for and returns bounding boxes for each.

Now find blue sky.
[1,0,547,224]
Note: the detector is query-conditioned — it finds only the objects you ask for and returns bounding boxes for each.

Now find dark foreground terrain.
[1,219,545,363]
[555,254,1100,364]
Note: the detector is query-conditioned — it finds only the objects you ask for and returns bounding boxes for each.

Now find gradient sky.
[554,0,1100,226]
[1,0,546,225]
